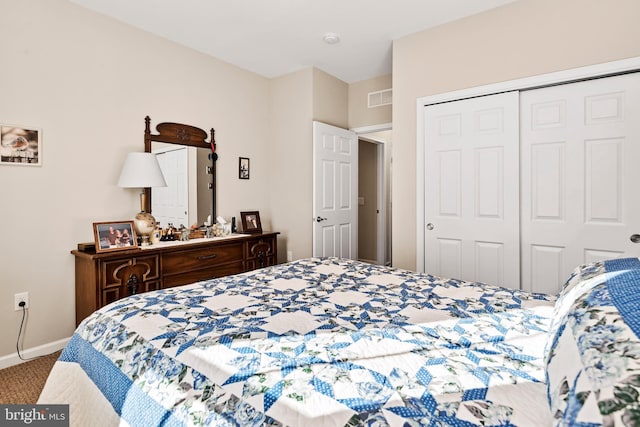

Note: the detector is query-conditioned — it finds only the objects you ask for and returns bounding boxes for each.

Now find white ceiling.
[70,0,517,83]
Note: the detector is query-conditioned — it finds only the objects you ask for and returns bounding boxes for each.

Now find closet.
[422,71,640,293]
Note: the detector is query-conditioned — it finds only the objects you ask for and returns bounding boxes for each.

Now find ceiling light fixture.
[322,32,341,45]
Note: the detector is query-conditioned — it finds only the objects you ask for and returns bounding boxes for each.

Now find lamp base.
[133,211,157,246]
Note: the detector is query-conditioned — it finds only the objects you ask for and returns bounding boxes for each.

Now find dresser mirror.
[143,116,216,228]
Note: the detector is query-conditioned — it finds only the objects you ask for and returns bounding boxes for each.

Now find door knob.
[316,216,327,222]
[631,234,640,243]
[426,223,434,231]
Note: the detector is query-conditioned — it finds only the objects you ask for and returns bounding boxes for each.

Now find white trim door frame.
[353,123,392,266]
[416,57,640,273]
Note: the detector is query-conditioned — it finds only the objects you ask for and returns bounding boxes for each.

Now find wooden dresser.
[72,232,278,325]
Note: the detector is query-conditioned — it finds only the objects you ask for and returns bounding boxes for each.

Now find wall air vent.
[368,88,392,108]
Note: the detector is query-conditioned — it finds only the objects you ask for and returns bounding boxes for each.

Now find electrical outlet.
[14,292,29,311]
[287,251,293,262]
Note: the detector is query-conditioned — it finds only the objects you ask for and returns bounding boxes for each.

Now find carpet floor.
[0,351,61,404]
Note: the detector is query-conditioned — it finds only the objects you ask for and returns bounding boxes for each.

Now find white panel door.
[152,147,188,228]
[521,73,640,294]
[313,121,358,259]
[424,92,520,288]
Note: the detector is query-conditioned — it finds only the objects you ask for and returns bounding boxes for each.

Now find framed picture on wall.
[240,211,262,234]
[93,221,138,253]
[0,124,42,166]
[239,157,250,179]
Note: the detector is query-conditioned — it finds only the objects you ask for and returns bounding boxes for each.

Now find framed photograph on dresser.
[93,221,138,252]
[240,211,262,234]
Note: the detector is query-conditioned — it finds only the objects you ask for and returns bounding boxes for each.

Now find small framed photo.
[93,221,138,253]
[239,157,250,179]
[0,124,42,166]
[240,211,262,234]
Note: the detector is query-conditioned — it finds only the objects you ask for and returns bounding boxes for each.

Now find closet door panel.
[521,73,640,293]
[531,142,565,221]
[584,138,622,223]
[424,92,520,288]
[530,245,565,295]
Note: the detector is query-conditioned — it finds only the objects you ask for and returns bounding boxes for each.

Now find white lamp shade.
[117,152,167,188]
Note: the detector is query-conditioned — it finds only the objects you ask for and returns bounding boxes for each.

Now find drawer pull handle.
[197,254,217,261]
[127,274,139,295]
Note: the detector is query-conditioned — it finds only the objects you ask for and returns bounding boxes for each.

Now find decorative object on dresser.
[117,152,167,245]
[71,232,278,325]
[92,221,138,252]
[239,157,249,179]
[240,211,262,233]
[77,242,96,252]
[0,124,41,166]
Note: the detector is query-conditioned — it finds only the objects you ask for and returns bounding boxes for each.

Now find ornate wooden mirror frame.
[143,115,217,221]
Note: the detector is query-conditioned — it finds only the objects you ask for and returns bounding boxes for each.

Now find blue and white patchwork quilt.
[40,258,556,426]
[546,258,640,426]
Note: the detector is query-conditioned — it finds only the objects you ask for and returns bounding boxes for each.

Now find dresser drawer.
[162,242,243,275]
[102,280,161,306]
[245,235,277,270]
[162,261,244,288]
[98,254,161,308]
[101,255,160,289]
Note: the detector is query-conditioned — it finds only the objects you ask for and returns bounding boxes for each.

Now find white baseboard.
[0,337,70,370]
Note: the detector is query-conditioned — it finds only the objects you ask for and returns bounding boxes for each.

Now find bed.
[38,257,640,426]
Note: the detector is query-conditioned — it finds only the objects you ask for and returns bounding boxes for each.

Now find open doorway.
[355,126,392,266]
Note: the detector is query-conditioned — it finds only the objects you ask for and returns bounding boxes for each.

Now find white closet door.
[521,73,640,294]
[424,92,520,288]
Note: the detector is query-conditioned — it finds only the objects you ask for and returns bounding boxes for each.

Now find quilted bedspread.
[40,258,555,426]
[546,258,640,426]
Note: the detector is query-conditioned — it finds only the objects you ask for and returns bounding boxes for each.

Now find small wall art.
[0,124,42,166]
[239,157,250,179]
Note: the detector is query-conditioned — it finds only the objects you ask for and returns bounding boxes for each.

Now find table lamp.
[117,152,167,246]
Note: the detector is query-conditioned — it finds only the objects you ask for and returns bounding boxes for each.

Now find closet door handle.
[630,234,640,243]
[426,223,434,231]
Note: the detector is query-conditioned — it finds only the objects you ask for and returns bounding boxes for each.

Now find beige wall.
[392,0,640,270]
[268,68,349,263]
[313,69,349,129]
[0,0,272,360]
[349,74,392,129]
[268,69,314,262]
